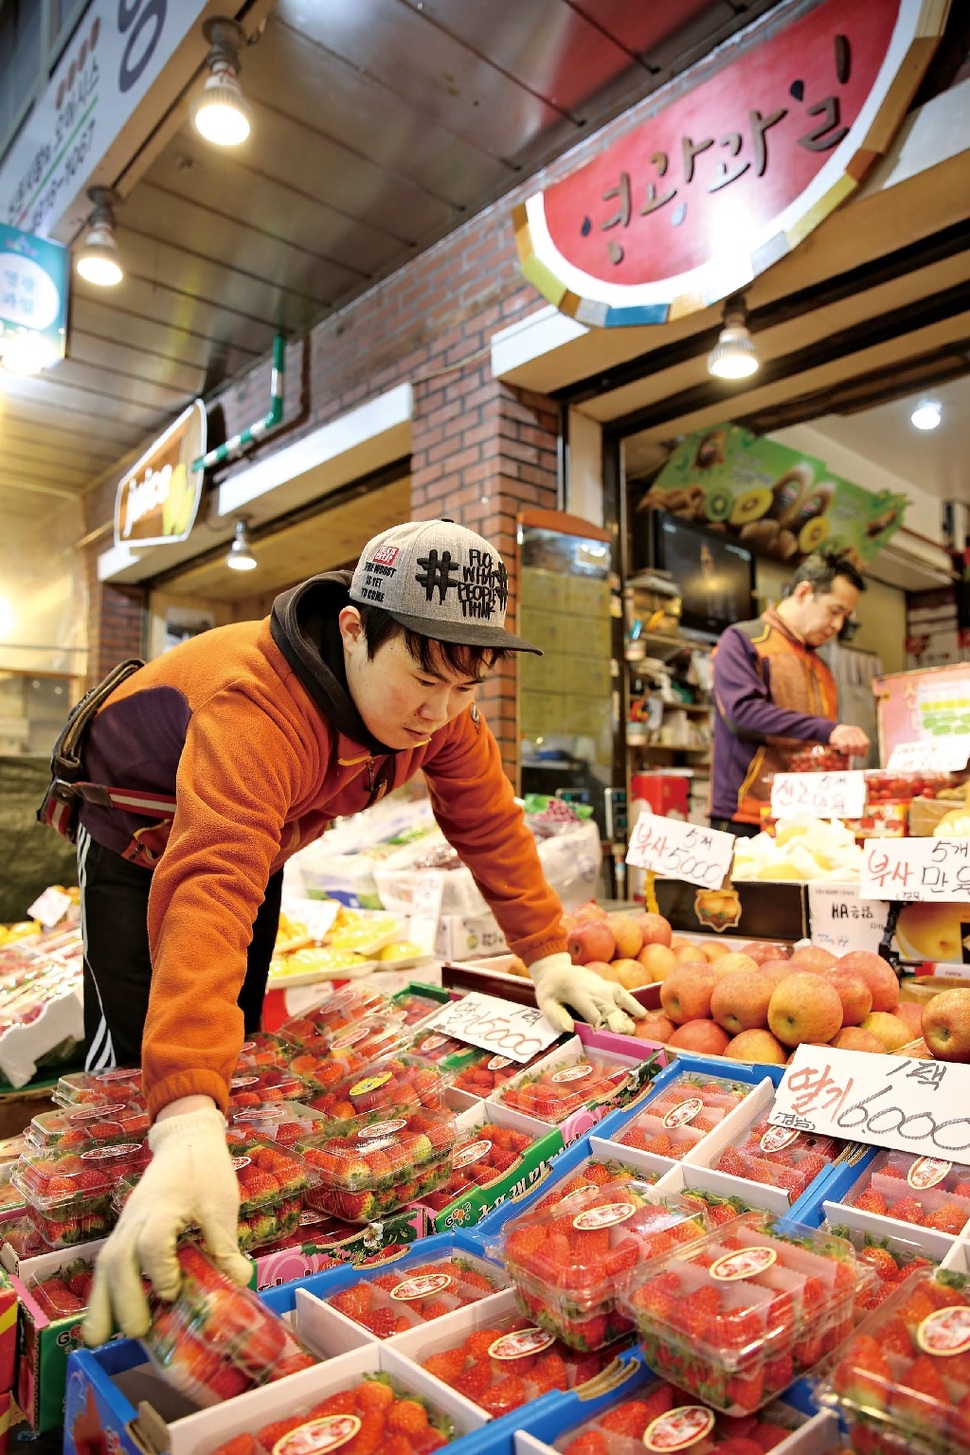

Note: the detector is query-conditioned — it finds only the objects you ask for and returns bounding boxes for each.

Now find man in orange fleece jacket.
[79,519,643,1344]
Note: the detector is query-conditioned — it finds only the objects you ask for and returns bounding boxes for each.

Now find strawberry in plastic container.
[553,1380,808,1454]
[142,1242,315,1407]
[227,1067,305,1111]
[301,1107,457,1223]
[29,1257,96,1318]
[235,1032,297,1071]
[714,1117,843,1202]
[206,1372,454,1455]
[498,1057,633,1124]
[392,989,446,1026]
[280,984,391,1046]
[289,1015,408,1091]
[422,1122,535,1212]
[533,1156,649,1214]
[308,1054,446,1131]
[327,1255,503,1335]
[27,1100,150,1150]
[52,1066,143,1107]
[12,1138,150,1248]
[450,1045,550,1096]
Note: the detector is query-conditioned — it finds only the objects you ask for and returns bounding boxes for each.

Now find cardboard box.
[249,1205,427,1291]
[14,1244,99,1429]
[435,913,508,962]
[652,876,809,940]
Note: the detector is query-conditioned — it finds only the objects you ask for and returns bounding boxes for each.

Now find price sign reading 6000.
[626,811,735,889]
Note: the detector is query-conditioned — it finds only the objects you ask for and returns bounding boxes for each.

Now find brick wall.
[94,583,146,680]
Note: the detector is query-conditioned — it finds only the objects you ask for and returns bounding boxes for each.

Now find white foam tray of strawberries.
[514,1400,841,1455]
[109,1342,483,1455]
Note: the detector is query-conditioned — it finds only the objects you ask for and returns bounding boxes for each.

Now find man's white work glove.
[530,951,646,1036]
[83,1097,250,1347]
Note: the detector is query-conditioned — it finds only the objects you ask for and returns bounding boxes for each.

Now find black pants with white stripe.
[76,826,283,1071]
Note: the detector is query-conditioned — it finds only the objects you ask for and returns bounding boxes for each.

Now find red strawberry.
[478,1374,527,1416]
[454,1362,493,1401]
[878,1317,915,1357]
[853,1189,888,1215]
[890,1352,949,1426]
[924,1203,968,1234]
[563,1435,609,1455]
[833,1335,893,1410]
[670,1286,720,1339]
[858,1246,899,1282]
[599,1399,656,1437]
[889,1195,926,1226]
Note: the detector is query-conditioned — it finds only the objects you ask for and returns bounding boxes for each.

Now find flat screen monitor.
[651,512,755,641]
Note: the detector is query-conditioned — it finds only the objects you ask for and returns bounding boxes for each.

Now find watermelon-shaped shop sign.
[513,0,945,326]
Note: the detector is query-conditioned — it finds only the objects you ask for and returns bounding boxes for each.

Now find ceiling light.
[707,294,760,380]
[194,18,250,146]
[911,398,942,430]
[226,519,257,571]
[76,187,123,286]
[1,331,60,375]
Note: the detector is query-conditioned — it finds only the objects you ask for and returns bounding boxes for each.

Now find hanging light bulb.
[193,18,251,146]
[226,519,257,571]
[707,294,760,380]
[911,398,942,430]
[76,187,123,286]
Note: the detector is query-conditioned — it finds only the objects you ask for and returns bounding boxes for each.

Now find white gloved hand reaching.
[83,1097,251,1346]
[530,951,646,1036]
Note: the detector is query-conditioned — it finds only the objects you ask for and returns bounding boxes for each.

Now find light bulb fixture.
[75,187,123,286]
[226,519,257,571]
[193,18,250,146]
[911,398,942,431]
[707,294,760,380]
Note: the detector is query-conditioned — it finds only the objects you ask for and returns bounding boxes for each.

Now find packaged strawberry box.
[280,985,391,1046]
[421,1121,538,1213]
[450,1045,552,1097]
[51,1066,143,1107]
[300,1106,458,1223]
[640,1072,753,1127]
[823,1222,939,1318]
[326,1253,504,1335]
[713,1117,844,1202]
[227,1066,305,1110]
[289,1015,408,1091]
[496,1054,634,1125]
[620,1212,867,1415]
[549,1379,813,1455]
[205,1371,455,1455]
[11,1138,150,1248]
[531,1156,651,1215]
[228,1101,330,1147]
[841,1149,970,1237]
[499,1183,711,1351]
[142,1242,315,1406]
[307,1054,447,1132]
[236,1031,298,1071]
[392,988,449,1027]
[677,1186,757,1229]
[417,1304,634,1417]
[27,1255,95,1318]
[815,1266,970,1455]
[27,1100,150,1150]
[409,1027,480,1069]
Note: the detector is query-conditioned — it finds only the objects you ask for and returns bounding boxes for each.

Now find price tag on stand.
[770,1044,970,1159]
[807,882,890,955]
[887,737,970,773]
[425,990,560,1063]
[409,871,445,954]
[859,837,970,902]
[626,811,735,890]
[770,771,866,820]
[26,886,74,929]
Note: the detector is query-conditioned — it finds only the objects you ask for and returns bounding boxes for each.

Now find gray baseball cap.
[349,519,541,654]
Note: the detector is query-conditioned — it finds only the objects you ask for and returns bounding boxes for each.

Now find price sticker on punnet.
[425,990,560,1063]
[626,810,736,890]
[770,770,867,820]
[770,1044,970,1160]
[860,838,970,903]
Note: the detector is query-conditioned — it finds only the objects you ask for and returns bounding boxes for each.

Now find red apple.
[742,941,792,965]
[767,972,843,1048]
[635,912,672,947]
[666,1020,731,1056]
[790,945,838,974]
[836,951,900,1013]
[637,942,678,983]
[860,1011,912,1053]
[831,1027,885,1054]
[723,1028,788,1065]
[633,1012,676,1043]
[922,990,970,1062]
[894,1001,923,1038]
[710,972,772,1036]
[824,968,873,1027]
[660,965,717,1025]
[567,920,616,965]
[610,916,644,959]
[611,957,650,991]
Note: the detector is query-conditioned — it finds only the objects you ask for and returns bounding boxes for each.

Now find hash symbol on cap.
[415,549,459,603]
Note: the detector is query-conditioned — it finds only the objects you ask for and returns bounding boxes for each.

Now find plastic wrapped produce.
[301,1106,457,1222]
[497,1055,633,1123]
[12,1138,150,1247]
[714,1118,843,1201]
[326,1254,503,1335]
[841,1148,970,1235]
[553,1381,809,1454]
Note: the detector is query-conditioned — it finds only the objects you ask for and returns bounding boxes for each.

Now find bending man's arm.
[713,629,837,743]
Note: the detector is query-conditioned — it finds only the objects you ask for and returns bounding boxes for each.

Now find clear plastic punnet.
[305,1053,447,1133]
[287,1014,408,1091]
[419,1307,634,1415]
[235,1031,298,1070]
[497,1055,634,1124]
[226,1100,330,1146]
[12,1138,150,1247]
[279,984,391,1046]
[552,1381,810,1455]
[714,1116,844,1201]
[52,1066,143,1107]
[449,1044,550,1095]
[27,1254,97,1318]
[841,1147,970,1235]
[325,1252,505,1334]
[814,1265,970,1455]
[498,1182,712,1351]
[422,1120,537,1212]
[619,1212,869,1416]
[300,1105,457,1223]
[226,1066,305,1111]
[26,1100,150,1150]
[531,1155,651,1215]
[618,1072,753,1160]
[141,1242,315,1406]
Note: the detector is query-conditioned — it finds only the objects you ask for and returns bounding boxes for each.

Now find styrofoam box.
[820,1192,969,1262]
[66,1341,484,1455]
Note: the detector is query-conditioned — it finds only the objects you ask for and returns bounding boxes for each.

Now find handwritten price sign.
[425,990,560,1063]
[860,838,970,902]
[626,811,735,890]
[770,771,866,820]
[770,1045,970,1158]
[887,736,970,773]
